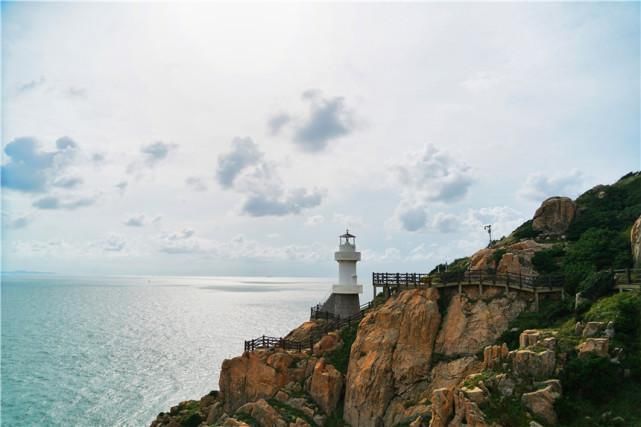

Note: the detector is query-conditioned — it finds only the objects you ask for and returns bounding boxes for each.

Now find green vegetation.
[499,299,573,350]
[480,395,533,427]
[511,219,541,240]
[233,412,260,427]
[177,402,202,427]
[326,323,358,374]
[532,245,565,274]
[492,248,507,266]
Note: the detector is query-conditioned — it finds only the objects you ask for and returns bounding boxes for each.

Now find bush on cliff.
[326,323,358,374]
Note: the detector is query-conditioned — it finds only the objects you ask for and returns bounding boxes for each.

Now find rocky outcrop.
[344,288,441,427]
[307,358,343,415]
[435,293,529,356]
[632,215,641,268]
[219,351,309,412]
[511,349,556,379]
[429,388,453,427]
[577,338,609,358]
[521,380,562,425]
[470,240,549,276]
[532,196,576,236]
[237,399,287,427]
[482,343,509,369]
[429,356,482,394]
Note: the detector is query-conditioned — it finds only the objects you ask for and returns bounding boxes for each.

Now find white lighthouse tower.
[326,230,363,318]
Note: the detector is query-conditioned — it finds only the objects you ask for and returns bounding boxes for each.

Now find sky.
[1,2,639,279]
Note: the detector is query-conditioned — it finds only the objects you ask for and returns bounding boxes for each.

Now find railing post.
[262,335,266,348]
[627,268,631,284]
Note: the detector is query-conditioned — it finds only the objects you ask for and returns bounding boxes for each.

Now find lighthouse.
[324,230,363,318]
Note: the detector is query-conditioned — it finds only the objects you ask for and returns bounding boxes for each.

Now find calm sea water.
[1,274,331,426]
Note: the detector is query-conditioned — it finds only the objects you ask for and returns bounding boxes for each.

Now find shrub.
[561,354,620,403]
[326,323,358,374]
[512,220,540,240]
[577,271,615,301]
[532,245,565,274]
[583,291,641,353]
[491,248,507,266]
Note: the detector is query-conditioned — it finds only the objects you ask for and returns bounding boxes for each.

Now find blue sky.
[1,2,639,278]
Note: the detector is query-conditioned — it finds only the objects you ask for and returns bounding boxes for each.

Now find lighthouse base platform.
[321,292,361,319]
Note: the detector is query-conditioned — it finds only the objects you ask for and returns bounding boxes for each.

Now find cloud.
[332,213,366,229]
[18,77,45,93]
[398,206,427,232]
[141,141,176,166]
[1,136,79,193]
[115,181,128,194]
[431,212,458,233]
[268,113,291,135]
[242,188,324,217]
[216,137,262,188]
[4,213,34,229]
[66,87,87,98]
[92,153,106,164]
[269,90,356,152]
[305,215,325,226]
[217,137,326,216]
[32,195,97,210]
[124,214,146,227]
[185,176,208,192]
[52,176,83,189]
[294,90,354,152]
[518,169,584,202]
[394,144,474,204]
[101,234,126,252]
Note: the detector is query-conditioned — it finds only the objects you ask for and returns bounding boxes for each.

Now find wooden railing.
[245,301,374,352]
[614,268,641,286]
[372,270,564,291]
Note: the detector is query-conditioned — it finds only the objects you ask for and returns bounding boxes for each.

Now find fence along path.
[244,268,641,352]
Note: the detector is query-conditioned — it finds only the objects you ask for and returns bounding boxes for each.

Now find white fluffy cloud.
[518,169,584,202]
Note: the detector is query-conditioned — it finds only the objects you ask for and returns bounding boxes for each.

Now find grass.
[480,395,533,427]
[326,323,358,374]
[233,412,260,427]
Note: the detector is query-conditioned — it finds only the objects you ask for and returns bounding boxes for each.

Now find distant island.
[151,172,641,427]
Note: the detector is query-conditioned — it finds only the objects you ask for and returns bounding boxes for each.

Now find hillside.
[150,172,641,427]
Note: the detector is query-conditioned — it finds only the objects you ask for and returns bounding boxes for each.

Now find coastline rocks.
[482,343,509,370]
[429,356,482,394]
[521,380,562,425]
[219,350,309,412]
[577,338,609,358]
[632,215,641,268]
[313,332,342,356]
[582,321,605,338]
[307,358,344,415]
[429,388,453,427]
[344,288,441,427]
[470,240,547,276]
[236,399,287,427]
[532,196,576,236]
[435,293,528,356]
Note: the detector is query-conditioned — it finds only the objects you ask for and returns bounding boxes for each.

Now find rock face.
[219,351,308,412]
[532,196,576,235]
[435,293,529,356]
[511,349,556,379]
[577,338,609,358]
[344,288,441,427]
[521,380,562,425]
[470,240,549,276]
[237,399,287,427]
[632,215,641,268]
[307,358,344,415]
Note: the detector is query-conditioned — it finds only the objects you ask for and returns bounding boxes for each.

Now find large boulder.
[429,388,453,427]
[470,240,548,276]
[577,338,609,358]
[532,196,576,236]
[429,356,482,394]
[521,380,562,425]
[219,350,309,412]
[511,349,556,379]
[344,288,441,427]
[236,399,287,427]
[632,215,641,268]
[307,358,343,415]
[434,293,529,356]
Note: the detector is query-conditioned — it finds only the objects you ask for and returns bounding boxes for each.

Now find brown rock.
[289,418,310,427]
[206,402,224,424]
[582,321,605,338]
[237,399,287,427]
[577,338,609,358]
[284,320,325,342]
[435,293,528,356]
[429,388,453,427]
[313,333,342,355]
[222,418,250,427]
[522,380,562,425]
[429,356,481,394]
[219,351,304,412]
[519,330,542,348]
[632,215,641,268]
[511,349,556,379]
[344,288,441,427]
[483,344,509,369]
[307,358,344,415]
[532,196,576,235]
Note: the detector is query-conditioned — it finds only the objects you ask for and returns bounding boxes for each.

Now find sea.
[1,274,334,426]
